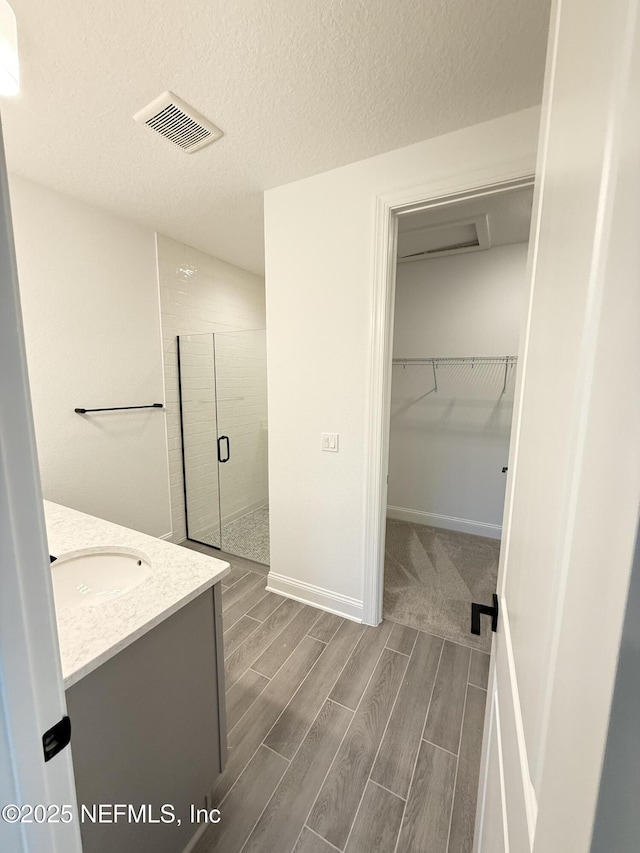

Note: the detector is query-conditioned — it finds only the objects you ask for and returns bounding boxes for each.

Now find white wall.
[264,107,539,620]
[9,175,172,537]
[156,234,266,543]
[388,243,528,536]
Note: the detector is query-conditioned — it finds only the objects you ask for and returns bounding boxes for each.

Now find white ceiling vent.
[397,215,491,263]
[133,91,223,153]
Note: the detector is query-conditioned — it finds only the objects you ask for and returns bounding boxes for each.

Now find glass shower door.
[214,330,269,564]
[178,334,222,548]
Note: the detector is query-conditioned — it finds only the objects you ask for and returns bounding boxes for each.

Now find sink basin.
[51,547,152,610]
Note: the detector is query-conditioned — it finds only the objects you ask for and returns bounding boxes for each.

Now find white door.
[0,119,82,851]
[475,0,640,850]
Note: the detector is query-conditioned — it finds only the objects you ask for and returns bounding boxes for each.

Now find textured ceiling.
[2,0,551,274]
[399,185,534,248]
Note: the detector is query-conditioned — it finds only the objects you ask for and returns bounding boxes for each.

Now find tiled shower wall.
[156,234,266,543]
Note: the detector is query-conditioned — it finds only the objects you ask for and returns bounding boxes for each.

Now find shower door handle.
[217,435,230,463]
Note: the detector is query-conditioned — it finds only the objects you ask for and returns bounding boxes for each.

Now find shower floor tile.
[197,507,270,566]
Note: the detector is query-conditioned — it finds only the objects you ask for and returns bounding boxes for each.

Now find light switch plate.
[321,432,339,452]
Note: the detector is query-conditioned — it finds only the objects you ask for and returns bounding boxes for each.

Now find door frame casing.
[0,122,82,850]
[362,167,535,625]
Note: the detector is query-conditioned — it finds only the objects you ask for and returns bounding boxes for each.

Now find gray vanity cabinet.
[66,584,226,853]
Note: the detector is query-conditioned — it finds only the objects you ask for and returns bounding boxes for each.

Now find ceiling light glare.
[178,264,197,279]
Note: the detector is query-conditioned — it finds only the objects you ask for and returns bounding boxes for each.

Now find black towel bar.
[74,403,164,414]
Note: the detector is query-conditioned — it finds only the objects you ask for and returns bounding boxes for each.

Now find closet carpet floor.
[384,520,500,653]
[181,541,489,853]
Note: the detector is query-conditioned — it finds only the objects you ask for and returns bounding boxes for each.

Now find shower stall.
[177,329,269,565]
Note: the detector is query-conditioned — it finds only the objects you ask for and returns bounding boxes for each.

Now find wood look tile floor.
[182,542,489,853]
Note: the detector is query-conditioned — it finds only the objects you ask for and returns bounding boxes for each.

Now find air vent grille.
[134,92,223,153]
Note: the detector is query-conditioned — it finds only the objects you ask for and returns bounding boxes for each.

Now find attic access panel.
[397,215,490,263]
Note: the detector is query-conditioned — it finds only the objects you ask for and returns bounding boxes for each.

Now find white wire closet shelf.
[392,355,518,393]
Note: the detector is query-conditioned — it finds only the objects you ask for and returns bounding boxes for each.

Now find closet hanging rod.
[392,356,518,394]
[392,355,517,365]
[74,403,164,414]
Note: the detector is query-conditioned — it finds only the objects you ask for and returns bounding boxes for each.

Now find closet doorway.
[178,329,269,565]
[383,185,533,650]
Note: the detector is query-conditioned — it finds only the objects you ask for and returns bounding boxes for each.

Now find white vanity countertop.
[44,501,230,689]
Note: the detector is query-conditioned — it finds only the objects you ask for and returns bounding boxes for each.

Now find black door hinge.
[471,594,499,636]
[42,716,71,762]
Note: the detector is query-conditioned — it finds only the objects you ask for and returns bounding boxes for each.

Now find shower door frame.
[176,333,223,551]
[177,329,269,558]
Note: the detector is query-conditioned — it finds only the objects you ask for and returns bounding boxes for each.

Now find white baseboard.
[159,532,174,541]
[266,572,364,623]
[386,505,502,539]
[181,823,208,853]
